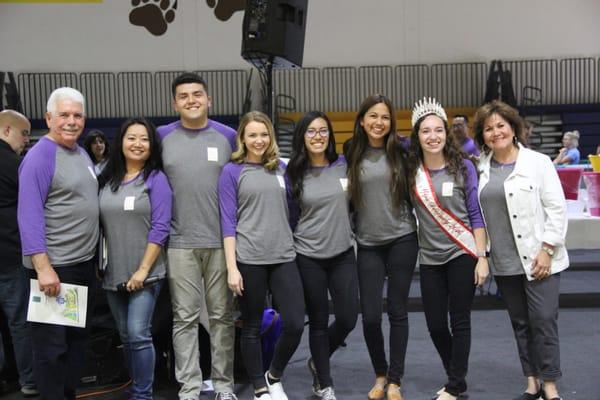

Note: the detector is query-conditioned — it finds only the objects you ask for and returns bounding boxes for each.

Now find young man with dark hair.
[158,72,237,400]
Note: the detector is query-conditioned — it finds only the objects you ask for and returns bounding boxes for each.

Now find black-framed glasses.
[305,128,329,138]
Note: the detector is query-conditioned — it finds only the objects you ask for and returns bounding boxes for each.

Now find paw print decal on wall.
[129,0,177,36]
[206,0,246,21]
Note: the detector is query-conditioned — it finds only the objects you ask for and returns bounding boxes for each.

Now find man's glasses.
[305,128,329,138]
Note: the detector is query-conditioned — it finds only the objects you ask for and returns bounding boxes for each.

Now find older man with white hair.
[17,88,99,400]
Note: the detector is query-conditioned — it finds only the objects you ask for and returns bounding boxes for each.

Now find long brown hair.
[406,114,469,191]
[346,94,409,209]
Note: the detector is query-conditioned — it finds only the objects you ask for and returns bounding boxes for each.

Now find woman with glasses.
[346,94,418,400]
[286,111,358,400]
[218,111,305,400]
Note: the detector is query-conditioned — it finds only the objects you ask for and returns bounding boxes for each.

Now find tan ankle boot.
[386,383,404,400]
[367,377,387,400]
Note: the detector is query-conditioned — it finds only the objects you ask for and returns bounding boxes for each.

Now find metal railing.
[14,57,600,119]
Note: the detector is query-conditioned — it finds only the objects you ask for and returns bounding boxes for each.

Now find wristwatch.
[541,245,555,257]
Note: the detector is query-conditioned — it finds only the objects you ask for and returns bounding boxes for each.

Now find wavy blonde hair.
[231,111,280,170]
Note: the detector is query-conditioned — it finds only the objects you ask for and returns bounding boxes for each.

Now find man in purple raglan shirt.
[17,88,99,400]
[452,115,480,157]
[158,73,237,400]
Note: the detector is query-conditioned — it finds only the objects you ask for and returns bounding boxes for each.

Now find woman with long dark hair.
[406,98,488,400]
[98,117,172,400]
[346,94,418,400]
[218,111,304,400]
[286,111,358,400]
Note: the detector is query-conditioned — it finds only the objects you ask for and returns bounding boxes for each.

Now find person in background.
[99,117,172,400]
[346,94,418,400]
[286,111,358,400]
[0,110,37,397]
[218,111,304,400]
[553,130,580,165]
[474,100,568,400]
[407,98,488,400]
[451,115,480,157]
[17,87,99,400]
[83,129,110,174]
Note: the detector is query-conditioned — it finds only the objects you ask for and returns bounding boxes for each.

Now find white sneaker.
[253,393,272,400]
[264,371,288,400]
[314,386,337,400]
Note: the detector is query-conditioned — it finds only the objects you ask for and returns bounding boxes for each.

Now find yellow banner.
[0,0,102,3]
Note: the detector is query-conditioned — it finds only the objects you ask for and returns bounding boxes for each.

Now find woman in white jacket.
[473,101,568,400]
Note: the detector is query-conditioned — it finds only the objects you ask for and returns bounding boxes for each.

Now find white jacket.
[478,144,569,279]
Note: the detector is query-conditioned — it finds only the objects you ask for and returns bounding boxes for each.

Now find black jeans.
[297,247,359,388]
[237,260,305,390]
[357,233,418,385]
[420,254,476,396]
[495,273,562,381]
[26,260,95,400]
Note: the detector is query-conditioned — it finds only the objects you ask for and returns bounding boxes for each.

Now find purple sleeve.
[218,163,243,238]
[463,159,485,229]
[17,139,56,255]
[464,139,480,157]
[157,120,180,141]
[146,171,173,245]
[210,120,238,152]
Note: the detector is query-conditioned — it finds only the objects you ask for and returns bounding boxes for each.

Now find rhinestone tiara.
[411,97,447,127]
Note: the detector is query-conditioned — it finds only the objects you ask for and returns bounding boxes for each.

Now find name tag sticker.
[276,175,286,189]
[123,196,136,211]
[87,166,97,179]
[207,147,219,162]
[339,178,348,191]
[442,182,454,197]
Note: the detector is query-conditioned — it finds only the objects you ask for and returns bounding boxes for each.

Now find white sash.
[414,165,477,258]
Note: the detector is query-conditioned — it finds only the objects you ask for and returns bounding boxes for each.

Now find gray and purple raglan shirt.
[158,119,236,249]
[218,161,295,265]
[17,136,99,268]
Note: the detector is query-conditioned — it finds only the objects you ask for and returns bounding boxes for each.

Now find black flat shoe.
[513,388,543,400]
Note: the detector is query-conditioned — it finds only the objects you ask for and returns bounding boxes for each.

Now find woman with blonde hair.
[218,111,304,400]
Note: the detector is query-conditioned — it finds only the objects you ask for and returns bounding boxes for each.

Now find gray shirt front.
[99,171,172,290]
[158,120,236,249]
[480,160,523,275]
[219,162,295,265]
[355,146,416,246]
[18,137,99,268]
[293,158,354,259]
[413,166,480,265]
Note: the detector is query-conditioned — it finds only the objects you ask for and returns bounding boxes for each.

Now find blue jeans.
[106,281,163,400]
[0,266,35,389]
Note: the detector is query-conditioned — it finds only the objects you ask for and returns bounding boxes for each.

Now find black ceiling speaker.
[241,0,308,69]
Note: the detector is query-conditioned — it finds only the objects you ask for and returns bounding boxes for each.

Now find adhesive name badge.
[87,166,97,180]
[276,175,286,188]
[207,147,219,162]
[339,178,348,191]
[123,196,136,211]
[442,181,454,197]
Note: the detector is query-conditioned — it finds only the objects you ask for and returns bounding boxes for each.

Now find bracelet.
[476,250,487,258]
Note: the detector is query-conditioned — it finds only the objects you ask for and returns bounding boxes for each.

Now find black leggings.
[420,254,476,396]
[237,260,305,390]
[297,247,359,388]
[357,233,418,385]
